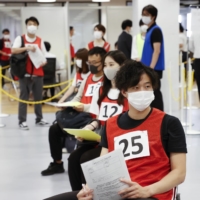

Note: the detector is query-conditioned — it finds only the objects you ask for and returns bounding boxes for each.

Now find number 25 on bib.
[114,131,150,161]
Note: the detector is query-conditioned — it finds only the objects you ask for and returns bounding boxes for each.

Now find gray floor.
[0,111,200,200]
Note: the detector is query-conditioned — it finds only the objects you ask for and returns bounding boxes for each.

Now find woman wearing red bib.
[87,24,110,52]
[59,48,90,103]
[67,51,128,191]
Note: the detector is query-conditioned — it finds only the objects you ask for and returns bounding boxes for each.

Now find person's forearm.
[11,47,27,54]
[59,86,75,103]
[145,169,186,197]
[150,50,160,69]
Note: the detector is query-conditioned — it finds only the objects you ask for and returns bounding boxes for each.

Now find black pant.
[44,191,157,200]
[194,59,200,100]
[68,146,102,191]
[49,123,66,161]
[151,70,164,111]
[0,60,9,87]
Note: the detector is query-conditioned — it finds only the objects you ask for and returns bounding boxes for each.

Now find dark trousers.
[44,191,157,200]
[18,76,43,123]
[49,123,66,161]
[68,146,102,191]
[0,60,9,87]
[151,70,164,111]
[194,59,200,101]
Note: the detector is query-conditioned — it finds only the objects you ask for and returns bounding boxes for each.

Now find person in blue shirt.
[141,4,164,111]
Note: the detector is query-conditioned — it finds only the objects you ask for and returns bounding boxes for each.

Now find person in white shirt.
[131,19,148,61]
[12,16,48,130]
[189,30,200,101]
[179,23,187,65]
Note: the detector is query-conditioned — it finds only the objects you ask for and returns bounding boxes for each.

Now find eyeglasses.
[86,61,101,66]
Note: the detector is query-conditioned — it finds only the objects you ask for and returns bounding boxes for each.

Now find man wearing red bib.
[0,29,11,87]
[12,17,48,130]
[98,60,187,200]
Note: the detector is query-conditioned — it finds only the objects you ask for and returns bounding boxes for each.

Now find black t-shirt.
[100,108,187,157]
[147,23,163,48]
[0,39,4,50]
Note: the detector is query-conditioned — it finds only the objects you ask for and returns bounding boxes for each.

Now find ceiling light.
[37,0,56,2]
[92,0,110,2]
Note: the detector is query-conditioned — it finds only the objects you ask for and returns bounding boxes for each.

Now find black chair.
[43,57,61,100]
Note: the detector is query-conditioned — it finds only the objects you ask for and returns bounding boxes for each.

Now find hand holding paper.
[45,101,83,108]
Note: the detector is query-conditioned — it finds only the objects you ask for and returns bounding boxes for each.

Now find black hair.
[44,41,51,52]
[98,50,127,106]
[179,23,184,33]
[142,4,158,21]
[121,19,132,30]
[25,16,39,25]
[139,19,144,26]
[70,26,74,31]
[116,60,158,91]
[88,47,107,61]
[2,29,9,34]
[75,48,89,74]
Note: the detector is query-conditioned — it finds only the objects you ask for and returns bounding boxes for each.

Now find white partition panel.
[132,0,179,113]
[21,7,70,80]
[106,6,132,50]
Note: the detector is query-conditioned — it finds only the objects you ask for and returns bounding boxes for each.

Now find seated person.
[58,48,90,103]
[41,47,107,176]
[68,50,128,191]
[43,41,61,99]
[44,60,187,200]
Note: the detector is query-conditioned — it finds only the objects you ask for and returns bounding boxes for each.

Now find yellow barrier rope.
[0,65,10,70]
[0,83,71,104]
[0,73,73,88]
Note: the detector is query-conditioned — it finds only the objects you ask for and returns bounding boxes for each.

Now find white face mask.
[76,59,82,68]
[127,91,154,112]
[3,35,10,40]
[103,66,120,81]
[140,25,148,33]
[27,25,38,35]
[94,31,102,40]
[142,16,152,25]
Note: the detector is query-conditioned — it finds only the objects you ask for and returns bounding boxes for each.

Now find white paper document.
[81,149,131,200]
[26,44,46,69]
[45,101,83,107]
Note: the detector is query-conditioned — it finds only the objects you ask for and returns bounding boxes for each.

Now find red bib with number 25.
[107,108,175,200]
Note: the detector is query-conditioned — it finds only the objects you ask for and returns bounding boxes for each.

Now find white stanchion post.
[168,62,172,115]
[186,59,200,134]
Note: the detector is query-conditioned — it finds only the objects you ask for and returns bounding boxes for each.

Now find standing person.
[189,30,200,101]
[44,60,187,200]
[70,26,75,73]
[41,47,106,176]
[68,50,128,191]
[117,19,133,59]
[87,24,110,52]
[0,29,11,87]
[179,23,187,63]
[11,16,48,130]
[131,19,148,61]
[141,4,165,111]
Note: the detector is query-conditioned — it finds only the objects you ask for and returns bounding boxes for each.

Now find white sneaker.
[19,122,29,130]
[36,119,49,126]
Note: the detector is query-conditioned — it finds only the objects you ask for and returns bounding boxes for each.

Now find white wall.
[0,10,22,43]
[132,0,180,112]
[21,7,67,66]
[106,7,132,50]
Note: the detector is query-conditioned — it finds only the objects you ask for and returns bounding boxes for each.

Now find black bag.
[10,36,28,78]
[56,107,92,129]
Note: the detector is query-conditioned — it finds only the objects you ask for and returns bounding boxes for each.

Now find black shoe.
[41,162,65,176]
